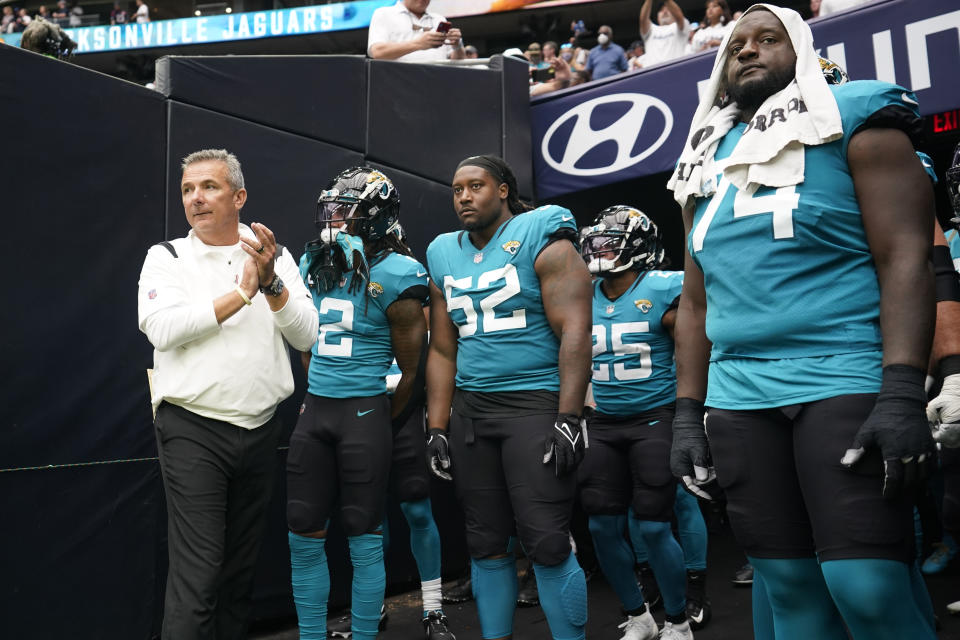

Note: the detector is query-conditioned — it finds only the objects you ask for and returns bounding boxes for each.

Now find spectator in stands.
[809,0,821,18]
[464,44,478,58]
[13,8,31,32]
[627,39,646,70]
[138,149,317,640]
[69,3,83,28]
[368,0,464,62]
[51,0,68,24]
[688,0,732,53]
[526,42,548,70]
[639,0,691,66]
[542,41,558,64]
[36,5,51,22]
[559,41,575,66]
[586,25,627,81]
[135,0,149,24]
[110,2,128,25]
[2,6,15,33]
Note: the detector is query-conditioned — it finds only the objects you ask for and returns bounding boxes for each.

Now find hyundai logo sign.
[541,93,674,176]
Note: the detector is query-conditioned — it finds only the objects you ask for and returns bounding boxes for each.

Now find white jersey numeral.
[592,321,652,381]
[691,177,799,252]
[316,298,354,356]
[445,264,527,336]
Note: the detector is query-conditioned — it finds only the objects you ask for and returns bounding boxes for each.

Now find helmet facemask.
[948,143,960,229]
[580,206,664,276]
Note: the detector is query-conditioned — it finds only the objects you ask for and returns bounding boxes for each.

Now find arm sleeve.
[272,248,319,352]
[137,244,220,352]
[367,8,389,55]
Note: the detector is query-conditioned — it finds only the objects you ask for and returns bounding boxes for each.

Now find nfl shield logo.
[148,289,157,300]
[473,252,484,264]
[606,305,615,314]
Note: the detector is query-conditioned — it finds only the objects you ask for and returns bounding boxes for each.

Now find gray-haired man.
[138,149,317,639]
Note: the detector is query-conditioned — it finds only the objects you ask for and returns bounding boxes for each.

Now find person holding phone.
[368,0,465,62]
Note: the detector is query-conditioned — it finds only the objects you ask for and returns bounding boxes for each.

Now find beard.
[727,65,796,114]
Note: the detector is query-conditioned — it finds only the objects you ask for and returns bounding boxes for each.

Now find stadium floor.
[250,523,960,639]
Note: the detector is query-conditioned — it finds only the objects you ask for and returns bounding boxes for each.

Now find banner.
[531,0,960,198]
[0,0,603,53]
[0,0,393,53]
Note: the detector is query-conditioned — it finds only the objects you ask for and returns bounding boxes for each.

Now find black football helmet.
[316,166,400,241]
[948,142,960,229]
[580,205,664,275]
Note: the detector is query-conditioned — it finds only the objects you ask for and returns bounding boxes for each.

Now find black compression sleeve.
[934,245,960,303]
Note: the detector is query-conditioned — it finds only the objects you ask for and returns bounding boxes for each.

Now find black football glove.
[841,365,937,500]
[670,398,717,500]
[426,428,453,481]
[543,413,587,477]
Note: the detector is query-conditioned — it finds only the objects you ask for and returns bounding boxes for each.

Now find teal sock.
[748,556,847,640]
[910,561,937,634]
[533,552,587,640]
[587,514,644,611]
[673,486,708,570]
[751,567,775,640]
[289,532,329,640]
[472,555,518,639]
[401,498,442,581]
[348,533,386,640]
[821,558,936,640]
[628,515,687,617]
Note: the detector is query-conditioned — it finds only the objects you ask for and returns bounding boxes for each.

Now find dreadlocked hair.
[367,231,415,262]
[456,154,534,216]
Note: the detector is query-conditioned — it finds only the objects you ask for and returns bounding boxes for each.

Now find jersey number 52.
[444,265,527,336]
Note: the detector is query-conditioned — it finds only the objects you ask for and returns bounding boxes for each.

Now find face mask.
[597,33,609,45]
[561,52,573,61]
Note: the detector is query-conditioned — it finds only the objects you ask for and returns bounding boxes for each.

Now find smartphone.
[436,21,452,33]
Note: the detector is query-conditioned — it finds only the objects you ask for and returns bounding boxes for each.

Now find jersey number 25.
[592,322,652,381]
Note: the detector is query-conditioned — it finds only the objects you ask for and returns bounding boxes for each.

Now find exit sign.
[933,109,960,134]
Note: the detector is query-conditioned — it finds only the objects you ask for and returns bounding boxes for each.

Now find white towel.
[667,3,843,209]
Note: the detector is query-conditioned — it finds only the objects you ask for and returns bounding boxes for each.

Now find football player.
[669,5,937,639]
[926,142,960,616]
[578,207,693,640]
[424,154,593,640]
[287,167,429,640]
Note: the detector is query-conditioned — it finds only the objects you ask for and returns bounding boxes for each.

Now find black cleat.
[636,563,662,612]
[423,609,456,640]
[442,572,473,604]
[685,569,712,630]
[517,561,539,607]
[732,563,754,587]
[326,604,388,638]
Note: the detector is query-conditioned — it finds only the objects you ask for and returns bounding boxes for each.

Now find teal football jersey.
[591,270,683,416]
[946,229,960,272]
[688,81,921,408]
[426,205,577,392]
[300,251,428,398]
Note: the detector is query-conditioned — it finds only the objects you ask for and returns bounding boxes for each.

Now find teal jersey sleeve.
[425,206,577,392]
[367,252,429,309]
[591,270,683,415]
[306,252,426,398]
[834,80,923,160]
[946,229,960,270]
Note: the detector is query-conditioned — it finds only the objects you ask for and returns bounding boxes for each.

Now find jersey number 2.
[316,298,354,356]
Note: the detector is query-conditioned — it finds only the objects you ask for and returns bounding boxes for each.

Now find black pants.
[449,409,576,566]
[155,402,283,640]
